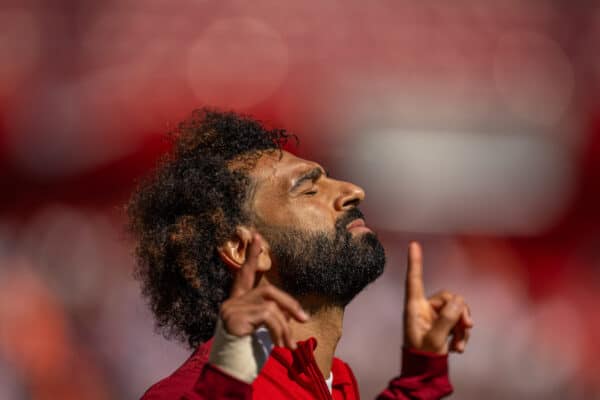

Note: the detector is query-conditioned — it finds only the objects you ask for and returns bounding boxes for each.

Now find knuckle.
[219,305,231,319]
[266,301,278,314]
[268,318,281,331]
[441,307,458,320]
[262,285,275,296]
[262,307,272,319]
[440,310,453,321]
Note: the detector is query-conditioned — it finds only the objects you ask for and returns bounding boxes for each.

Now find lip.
[346,218,366,229]
[346,218,372,233]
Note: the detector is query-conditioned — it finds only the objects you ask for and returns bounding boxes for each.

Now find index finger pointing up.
[405,241,426,302]
[230,233,262,298]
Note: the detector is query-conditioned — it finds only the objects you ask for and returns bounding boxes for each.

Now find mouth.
[346,218,372,233]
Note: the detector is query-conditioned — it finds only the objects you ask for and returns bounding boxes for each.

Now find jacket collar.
[269,337,355,389]
[194,335,355,389]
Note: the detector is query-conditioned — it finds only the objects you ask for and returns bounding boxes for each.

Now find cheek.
[252,183,336,230]
[285,202,335,231]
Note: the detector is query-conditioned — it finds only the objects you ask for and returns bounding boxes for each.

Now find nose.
[334,181,365,211]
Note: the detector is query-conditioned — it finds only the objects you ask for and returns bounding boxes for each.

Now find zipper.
[297,341,333,400]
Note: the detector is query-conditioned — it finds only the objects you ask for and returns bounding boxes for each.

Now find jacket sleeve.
[186,364,253,399]
[141,363,253,400]
[376,347,453,400]
[141,321,262,400]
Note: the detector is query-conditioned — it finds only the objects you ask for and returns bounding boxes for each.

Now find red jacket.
[141,338,453,399]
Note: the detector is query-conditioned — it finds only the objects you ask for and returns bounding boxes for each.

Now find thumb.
[425,295,465,352]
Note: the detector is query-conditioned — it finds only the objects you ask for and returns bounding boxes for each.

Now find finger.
[280,312,296,350]
[272,310,297,350]
[450,306,472,352]
[429,293,474,327]
[259,285,309,322]
[283,315,298,350]
[242,302,292,349]
[451,326,471,353]
[405,241,426,302]
[460,327,471,351]
[463,327,471,350]
[220,303,270,337]
[428,290,453,309]
[450,340,464,353]
[266,301,294,349]
[426,295,465,350]
[230,234,263,298]
[258,303,291,349]
[262,318,284,347]
[450,325,465,353]
[428,293,472,353]
[234,303,285,346]
[461,306,474,328]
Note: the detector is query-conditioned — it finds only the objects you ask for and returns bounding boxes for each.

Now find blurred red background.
[1,1,599,399]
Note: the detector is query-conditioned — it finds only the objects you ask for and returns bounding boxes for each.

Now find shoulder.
[141,340,213,400]
[332,356,354,376]
[331,357,359,389]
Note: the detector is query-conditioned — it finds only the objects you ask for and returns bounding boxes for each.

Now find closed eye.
[304,190,318,196]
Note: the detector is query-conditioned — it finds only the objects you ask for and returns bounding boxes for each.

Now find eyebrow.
[290,167,327,192]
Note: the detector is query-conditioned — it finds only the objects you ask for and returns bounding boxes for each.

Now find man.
[127,108,473,399]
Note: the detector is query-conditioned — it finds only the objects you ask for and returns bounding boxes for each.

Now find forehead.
[248,150,320,185]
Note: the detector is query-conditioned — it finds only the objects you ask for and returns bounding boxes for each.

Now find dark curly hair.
[126,108,296,348]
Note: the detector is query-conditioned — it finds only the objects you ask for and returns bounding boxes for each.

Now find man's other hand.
[403,241,474,354]
[220,233,309,350]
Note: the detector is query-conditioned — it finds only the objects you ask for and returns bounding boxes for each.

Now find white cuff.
[208,319,260,384]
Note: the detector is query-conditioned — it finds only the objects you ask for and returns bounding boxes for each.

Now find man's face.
[248,150,386,306]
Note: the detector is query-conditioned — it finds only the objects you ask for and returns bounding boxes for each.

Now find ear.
[217,227,272,272]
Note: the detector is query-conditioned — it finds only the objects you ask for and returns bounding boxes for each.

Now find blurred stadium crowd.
[1,1,600,399]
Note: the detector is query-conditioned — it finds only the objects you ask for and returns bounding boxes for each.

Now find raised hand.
[219,233,309,349]
[403,242,473,354]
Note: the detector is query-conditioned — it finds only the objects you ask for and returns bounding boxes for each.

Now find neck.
[289,300,344,379]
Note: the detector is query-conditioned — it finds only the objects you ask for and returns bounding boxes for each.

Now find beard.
[257,208,386,307]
